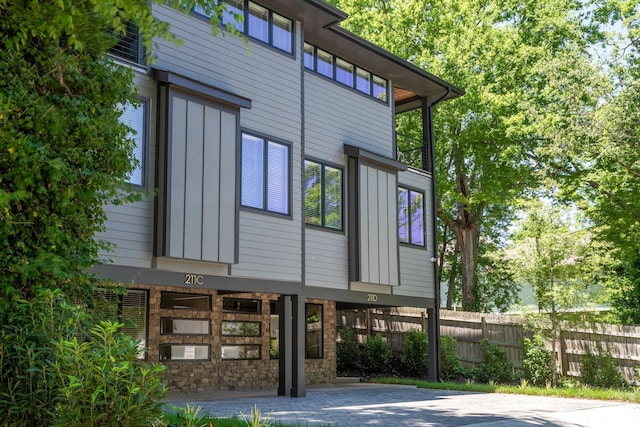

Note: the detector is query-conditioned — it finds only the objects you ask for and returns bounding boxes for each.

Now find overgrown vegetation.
[522,335,553,387]
[363,333,393,374]
[580,343,627,389]
[400,329,429,377]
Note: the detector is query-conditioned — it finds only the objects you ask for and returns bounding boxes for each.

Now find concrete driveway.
[165,383,640,426]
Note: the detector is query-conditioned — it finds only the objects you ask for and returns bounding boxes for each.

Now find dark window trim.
[221,344,262,360]
[192,0,295,56]
[305,303,323,359]
[160,317,211,336]
[304,42,389,105]
[121,97,149,188]
[304,157,344,232]
[240,130,293,217]
[344,144,407,172]
[398,185,426,248]
[160,291,212,311]
[221,320,262,336]
[222,297,262,314]
[159,344,211,361]
[108,20,143,65]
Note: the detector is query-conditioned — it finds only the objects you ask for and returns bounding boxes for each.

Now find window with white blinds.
[93,289,148,359]
[241,132,290,215]
[119,100,146,186]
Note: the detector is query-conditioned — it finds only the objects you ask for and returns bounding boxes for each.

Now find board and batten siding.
[304,72,393,162]
[152,5,303,282]
[98,72,156,268]
[163,90,237,264]
[358,164,399,286]
[396,168,435,299]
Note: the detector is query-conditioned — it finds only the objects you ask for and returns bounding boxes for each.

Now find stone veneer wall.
[127,284,335,392]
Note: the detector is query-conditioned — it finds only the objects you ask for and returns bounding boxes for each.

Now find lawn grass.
[371,377,640,403]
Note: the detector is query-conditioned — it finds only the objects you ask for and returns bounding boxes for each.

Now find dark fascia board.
[320,26,464,102]
[344,144,408,172]
[152,68,252,109]
[306,285,436,310]
[260,0,346,30]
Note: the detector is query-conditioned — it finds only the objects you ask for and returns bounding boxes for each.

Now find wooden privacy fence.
[337,308,640,383]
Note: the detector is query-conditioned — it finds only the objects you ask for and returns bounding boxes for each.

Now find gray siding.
[358,164,399,286]
[98,72,156,268]
[304,72,393,162]
[164,90,237,264]
[305,229,349,290]
[396,168,435,299]
[153,5,303,282]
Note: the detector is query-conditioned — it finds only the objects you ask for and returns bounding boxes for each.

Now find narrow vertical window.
[241,133,290,215]
[303,43,315,69]
[372,74,387,101]
[316,49,333,78]
[120,100,146,186]
[335,58,354,87]
[305,303,323,358]
[248,1,269,42]
[398,187,425,246]
[221,0,244,32]
[272,13,292,53]
[356,67,371,95]
[304,160,343,231]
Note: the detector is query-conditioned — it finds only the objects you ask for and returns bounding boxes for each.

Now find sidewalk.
[164,382,640,426]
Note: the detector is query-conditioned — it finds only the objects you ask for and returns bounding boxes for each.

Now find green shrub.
[401,329,429,378]
[580,343,626,389]
[363,333,392,373]
[337,327,361,372]
[0,289,88,426]
[474,339,515,384]
[441,336,468,380]
[52,321,167,426]
[522,335,553,387]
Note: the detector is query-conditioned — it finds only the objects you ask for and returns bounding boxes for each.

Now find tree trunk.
[446,242,460,310]
[457,225,480,311]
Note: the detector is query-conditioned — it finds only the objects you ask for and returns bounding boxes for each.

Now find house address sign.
[184,274,204,285]
[366,294,378,302]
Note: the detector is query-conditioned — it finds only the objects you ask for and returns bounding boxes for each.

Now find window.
[160,318,210,335]
[398,187,425,246]
[306,304,323,358]
[304,160,343,230]
[241,133,290,215]
[304,42,388,103]
[109,21,141,64]
[94,289,148,359]
[159,344,210,360]
[222,297,262,313]
[269,301,279,359]
[221,345,261,360]
[160,292,211,310]
[119,100,146,186]
[196,1,293,54]
[222,321,261,336]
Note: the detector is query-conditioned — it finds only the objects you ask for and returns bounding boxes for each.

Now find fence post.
[560,330,568,377]
[481,317,488,340]
[421,310,426,332]
[366,309,371,338]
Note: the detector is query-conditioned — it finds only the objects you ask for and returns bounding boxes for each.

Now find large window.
[160,292,211,310]
[119,100,146,186]
[398,187,425,246]
[159,344,210,361]
[94,289,148,359]
[304,160,343,230]
[304,42,388,102]
[194,0,293,54]
[241,132,290,215]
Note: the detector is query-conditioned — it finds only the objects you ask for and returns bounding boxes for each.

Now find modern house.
[94,0,463,396]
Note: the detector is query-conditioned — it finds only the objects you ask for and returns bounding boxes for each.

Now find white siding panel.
[183,101,204,260]
[359,166,370,282]
[378,169,389,284]
[387,173,399,286]
[201,106,221,262]
[305,228,349,290]
[168,96,187,258]
[218,111,237,264]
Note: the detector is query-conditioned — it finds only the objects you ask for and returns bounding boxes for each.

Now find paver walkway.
[164,383,640,426]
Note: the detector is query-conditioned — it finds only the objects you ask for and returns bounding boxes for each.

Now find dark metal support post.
[278,295,292,396]
[291,294,306,397]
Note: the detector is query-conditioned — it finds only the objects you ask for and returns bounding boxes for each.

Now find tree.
[0,1,227,424]
[506,199,613,385]
[329,0,600,311]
